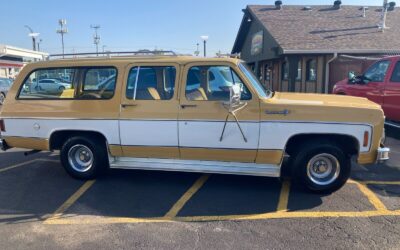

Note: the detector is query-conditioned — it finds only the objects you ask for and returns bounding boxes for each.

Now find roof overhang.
[283,49,400,55]
[0,44,48,60]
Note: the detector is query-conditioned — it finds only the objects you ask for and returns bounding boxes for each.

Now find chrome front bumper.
[377,147,390,163]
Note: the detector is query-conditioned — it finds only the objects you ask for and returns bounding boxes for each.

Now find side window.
[126,66,176,100]
[18,68,76,99]
[78,67,117,99]
[185,66,251,101]
[390,61,400,82]
[364,60,390,82]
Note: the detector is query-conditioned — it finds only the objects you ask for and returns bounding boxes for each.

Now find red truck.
[333,56,400,124]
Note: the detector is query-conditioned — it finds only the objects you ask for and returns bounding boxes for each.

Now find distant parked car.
[33,78,72,93]
[0,77,13,105]
[333,56,400,123]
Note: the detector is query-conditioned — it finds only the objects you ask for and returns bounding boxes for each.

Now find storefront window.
[306,59,317,81]
[296,60,302,81]
[281,61,288,80]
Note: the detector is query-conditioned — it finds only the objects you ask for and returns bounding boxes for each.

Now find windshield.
[239,63,271,99]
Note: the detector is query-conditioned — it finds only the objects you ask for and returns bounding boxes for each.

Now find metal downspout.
[325,53,338,94]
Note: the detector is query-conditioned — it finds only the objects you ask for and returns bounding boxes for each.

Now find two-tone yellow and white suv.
[0,55,390,193]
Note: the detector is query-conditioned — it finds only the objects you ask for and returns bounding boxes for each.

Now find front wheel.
[60,136,109,179]
[292,142,351,193]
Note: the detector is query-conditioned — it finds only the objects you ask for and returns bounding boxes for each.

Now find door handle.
[180,104,197,109]
[121,104,138,108]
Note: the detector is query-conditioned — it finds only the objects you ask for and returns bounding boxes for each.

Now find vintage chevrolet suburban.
[0,55,390,193]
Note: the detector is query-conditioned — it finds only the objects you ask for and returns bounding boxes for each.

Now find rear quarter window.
[18,67,117,100]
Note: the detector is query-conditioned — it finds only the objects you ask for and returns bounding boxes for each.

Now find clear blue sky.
[0,0,386,55]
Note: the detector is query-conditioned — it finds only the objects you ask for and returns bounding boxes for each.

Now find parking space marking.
[43,209,400,225]
[174,210,400,222]
[352,181,388,211]
[44,180,95,223]
[0,158,59,174]
[276,180,290,212]
[164,174,210,219]
[362,181,400,185]
[0,159,39,173]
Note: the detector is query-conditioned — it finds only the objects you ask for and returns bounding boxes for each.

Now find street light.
[24,25,40,51]
[200,35,209,57]
[56,19,68,58]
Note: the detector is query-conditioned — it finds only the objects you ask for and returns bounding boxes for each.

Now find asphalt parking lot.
[0,127,399,249]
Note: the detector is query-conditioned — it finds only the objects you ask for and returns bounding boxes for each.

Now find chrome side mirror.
[348,71,356,80]
[228,84,242,109]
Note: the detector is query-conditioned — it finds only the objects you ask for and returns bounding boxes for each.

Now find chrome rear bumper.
[377,147,390,163]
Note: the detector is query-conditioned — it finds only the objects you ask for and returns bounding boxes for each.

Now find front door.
[178,62,260,163]
[119,62,180,158]
[347,60,391,105]
[383,60,400,121]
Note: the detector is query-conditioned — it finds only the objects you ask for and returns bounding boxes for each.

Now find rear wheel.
[60,136,109,179]
[291,142,351,193]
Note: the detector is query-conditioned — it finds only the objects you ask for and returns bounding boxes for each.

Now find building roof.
[233,4,400,54]
[0,45,48,60]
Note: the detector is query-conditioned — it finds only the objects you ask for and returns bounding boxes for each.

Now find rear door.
[346,60,391,105]
[119,62,180,158]
[383,59,400,122]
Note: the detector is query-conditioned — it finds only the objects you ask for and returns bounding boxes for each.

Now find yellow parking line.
[37,159,60,163]
[164,174,210,219]
[362,180,400,185]
[44,209,400,225]
[0,159,39,173]
[353,181,388,211]
[44,180,95,223]
[175,210,400,222]
[276,180,291,212]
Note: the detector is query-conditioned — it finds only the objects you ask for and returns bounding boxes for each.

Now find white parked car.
[33,78,71,93]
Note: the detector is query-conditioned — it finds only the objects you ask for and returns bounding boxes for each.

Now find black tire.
[59,86,65,91]
[60,136,109,179]
[291,141,351,193]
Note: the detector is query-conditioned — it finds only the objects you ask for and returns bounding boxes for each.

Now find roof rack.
[48,50,178,59]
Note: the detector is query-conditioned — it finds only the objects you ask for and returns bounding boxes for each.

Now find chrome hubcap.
[307,153,340,186]
[68,144,94,173]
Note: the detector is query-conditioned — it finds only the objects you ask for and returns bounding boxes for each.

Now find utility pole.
[200,35,208,57]
[24,25,39,51]
[90,25,101,56]
[37,39,42,51]
[194,43,200,56]
[56,19,68,58]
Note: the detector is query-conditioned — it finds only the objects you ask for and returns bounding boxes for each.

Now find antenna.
[90,25,101,56]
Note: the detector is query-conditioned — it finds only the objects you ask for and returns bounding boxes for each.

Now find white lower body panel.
[109,157,280,177]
